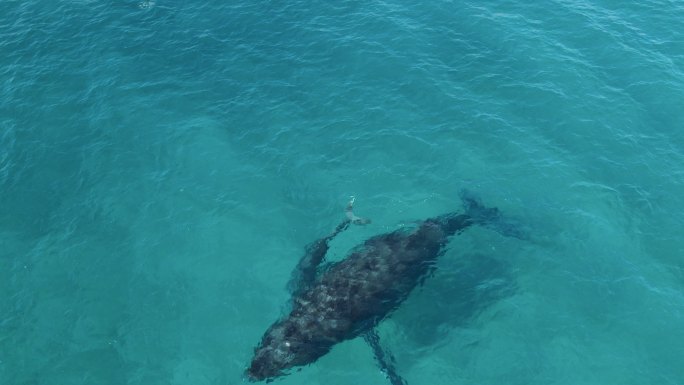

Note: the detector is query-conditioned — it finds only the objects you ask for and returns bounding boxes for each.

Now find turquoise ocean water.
[2,1,684,384]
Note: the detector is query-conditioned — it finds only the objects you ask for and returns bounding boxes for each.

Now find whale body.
[246,193,521,382]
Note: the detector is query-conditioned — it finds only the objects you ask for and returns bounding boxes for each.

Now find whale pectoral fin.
[363,329,408,385]
[346,196,371,225]
[288,198,371,296]
[459,189,530,240]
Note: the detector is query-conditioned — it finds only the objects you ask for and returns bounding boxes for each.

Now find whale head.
[246,318,333,381]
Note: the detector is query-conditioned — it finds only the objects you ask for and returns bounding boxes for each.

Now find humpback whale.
[246,192,524,382]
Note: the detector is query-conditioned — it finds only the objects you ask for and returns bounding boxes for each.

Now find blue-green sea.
[2,1,684,384]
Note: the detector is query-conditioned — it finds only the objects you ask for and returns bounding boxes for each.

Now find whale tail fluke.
[460,189,529,240]
[459,189,502,223]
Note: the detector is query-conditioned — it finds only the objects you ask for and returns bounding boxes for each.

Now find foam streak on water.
[1,1,684,384]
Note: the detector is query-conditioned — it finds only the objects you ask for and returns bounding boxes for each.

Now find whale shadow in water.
[384,251,517,355]
[245,191,526,383]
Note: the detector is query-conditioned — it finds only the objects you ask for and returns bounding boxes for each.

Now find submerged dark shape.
[246,192,522,382]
